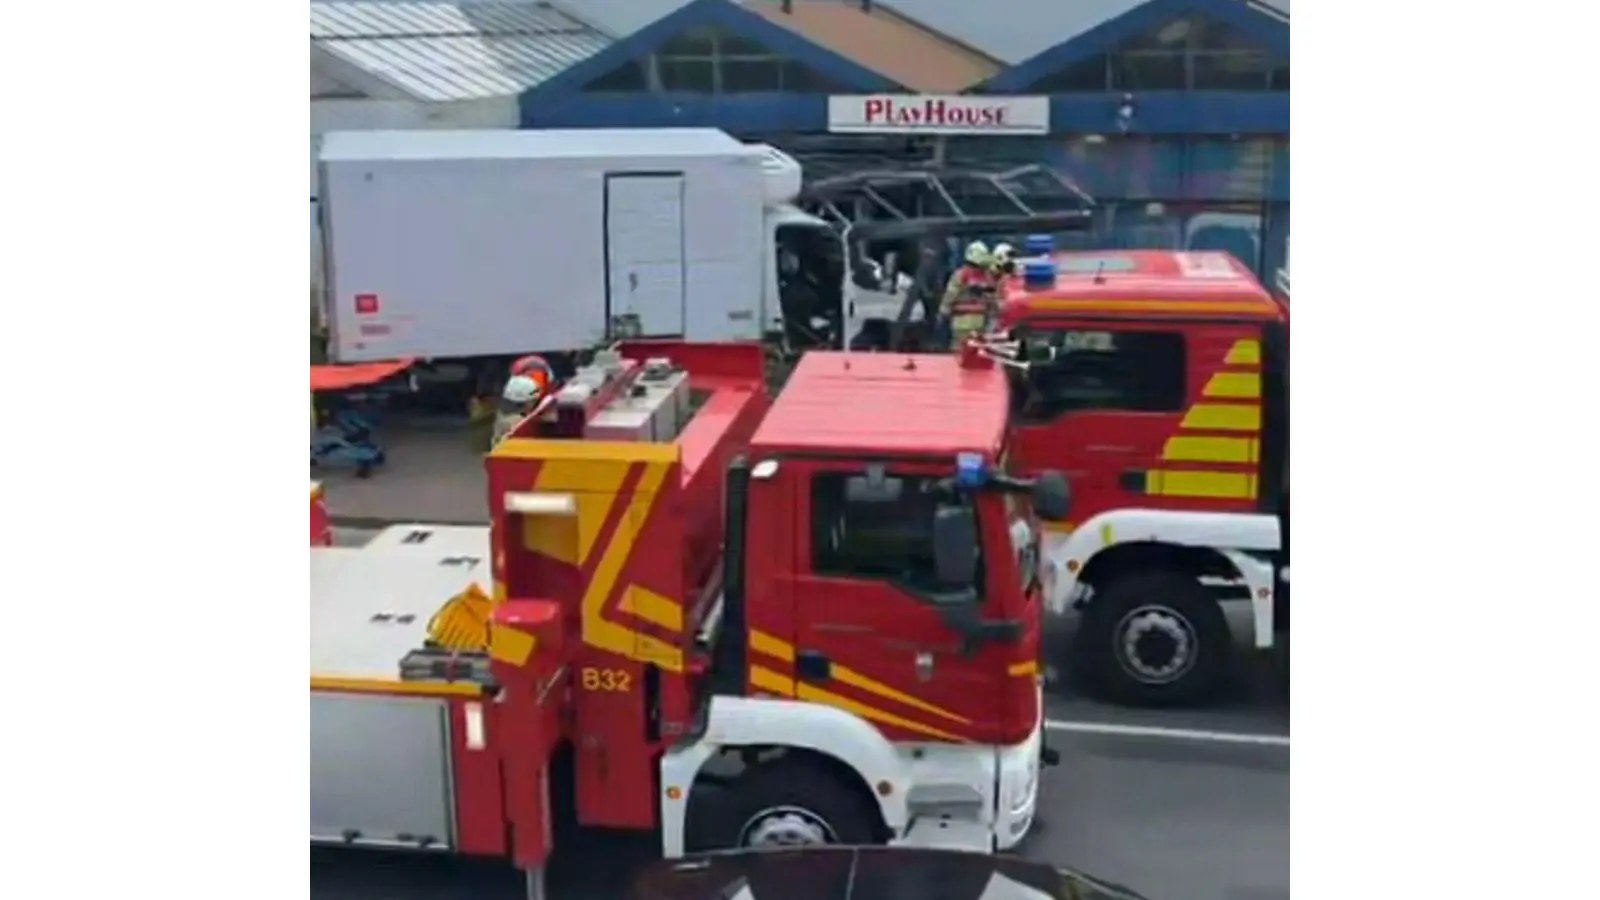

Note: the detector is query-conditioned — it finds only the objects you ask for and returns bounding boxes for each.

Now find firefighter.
[940,241,998,350]
[491,375,543,447]
[990,242,1017,278]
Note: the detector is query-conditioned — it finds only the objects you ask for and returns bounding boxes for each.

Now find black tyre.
[1074,571,1232,707]
[686,756,880,853]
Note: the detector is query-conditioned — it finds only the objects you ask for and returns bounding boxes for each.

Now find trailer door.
[605,173,686,337]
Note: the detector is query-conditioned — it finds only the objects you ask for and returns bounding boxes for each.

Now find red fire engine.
[990,246,1290,707]
[310,341,1068,898]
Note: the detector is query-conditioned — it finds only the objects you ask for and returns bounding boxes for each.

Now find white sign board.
[827,95,1051,136]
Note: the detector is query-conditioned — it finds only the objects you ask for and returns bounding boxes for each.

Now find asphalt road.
[315,530,1289,900]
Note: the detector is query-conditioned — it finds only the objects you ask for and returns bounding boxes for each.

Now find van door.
[605,174,686,337]
[1011,320,1266,525]
[782,462,1009,745]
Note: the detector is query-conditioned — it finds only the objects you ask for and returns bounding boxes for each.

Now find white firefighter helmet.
[992,242,1015,265]
[964,241,991,266]
[502,375,541,405]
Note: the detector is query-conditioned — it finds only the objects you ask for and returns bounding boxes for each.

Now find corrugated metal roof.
[879,0,1149,65]
[311,1,615,102]
[741,0,1001,92]
[548,0,700,36]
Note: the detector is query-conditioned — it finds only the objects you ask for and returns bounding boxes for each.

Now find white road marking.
[1045,718,1290,747]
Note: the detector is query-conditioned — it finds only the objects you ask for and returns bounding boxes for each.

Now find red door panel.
[1011,322,1188,525]
[1011,320,1267,523]
[786,463,1010,745]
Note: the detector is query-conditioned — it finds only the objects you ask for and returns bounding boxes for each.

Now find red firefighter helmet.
[509,355,554,394]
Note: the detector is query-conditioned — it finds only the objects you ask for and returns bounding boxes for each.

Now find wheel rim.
[1113,604,1200,685]
[737,805,837,848]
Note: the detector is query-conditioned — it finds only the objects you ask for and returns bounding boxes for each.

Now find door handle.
[1119,469,1148,491]
[796,650,831,681]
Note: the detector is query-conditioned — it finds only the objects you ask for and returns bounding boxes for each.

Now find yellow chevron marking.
[750,666,967,743]
[1145,470,1258,500]
[579,462,683,672]
[621,585,683,632]
[750,628,794,662]
[1008,660,1038,677]
[520,458,630,566]
[1162,435,1259,464]
[492,438,679,464]
[1180,403,1261,432]
[1224,339,1261,365]
[750,630,970,725]
[1202,371,1261,399]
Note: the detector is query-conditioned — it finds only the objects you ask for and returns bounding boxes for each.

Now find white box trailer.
[318,129,825,364]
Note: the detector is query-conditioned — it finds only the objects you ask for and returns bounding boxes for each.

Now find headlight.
[1009,766,1036,813]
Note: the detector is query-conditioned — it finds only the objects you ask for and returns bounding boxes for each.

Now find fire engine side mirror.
[1031,471,1071,522]
[932,506,979,587]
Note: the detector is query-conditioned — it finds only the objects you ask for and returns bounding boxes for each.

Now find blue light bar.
[1024,234,1054,255]
[955,451,988,488]
[1022,259,1057,290]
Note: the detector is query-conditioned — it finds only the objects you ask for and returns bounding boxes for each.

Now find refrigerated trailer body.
[317,129,784,363]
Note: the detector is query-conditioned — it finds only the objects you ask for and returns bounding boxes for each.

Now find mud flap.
[1040,736,1060,768]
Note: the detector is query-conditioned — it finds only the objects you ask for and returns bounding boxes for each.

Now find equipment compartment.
[310,692,456,849]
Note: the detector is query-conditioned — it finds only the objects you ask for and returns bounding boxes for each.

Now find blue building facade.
[518,0,1289,277]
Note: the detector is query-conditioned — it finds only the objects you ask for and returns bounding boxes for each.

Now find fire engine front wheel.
[686,757,881,852]
[1075,571,1232,708]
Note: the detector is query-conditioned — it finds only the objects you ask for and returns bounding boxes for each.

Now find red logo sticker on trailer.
[354,294,380,315]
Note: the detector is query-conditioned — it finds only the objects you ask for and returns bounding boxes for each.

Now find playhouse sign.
[827,95,1050,136]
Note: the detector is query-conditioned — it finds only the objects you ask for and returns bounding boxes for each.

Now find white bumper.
[993,711,1044,850]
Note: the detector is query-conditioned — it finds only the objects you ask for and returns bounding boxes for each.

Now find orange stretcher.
[310,358,415,393]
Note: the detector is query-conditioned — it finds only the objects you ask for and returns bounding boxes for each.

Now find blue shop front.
[519,0,1289,277]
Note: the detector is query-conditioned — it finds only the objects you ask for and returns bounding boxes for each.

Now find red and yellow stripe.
[1144,338,1264,501]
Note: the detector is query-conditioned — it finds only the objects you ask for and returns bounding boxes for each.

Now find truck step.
[893,816,994,853]
[905,783,985,815]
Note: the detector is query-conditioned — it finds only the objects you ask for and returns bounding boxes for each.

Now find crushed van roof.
[752,352,1009,457]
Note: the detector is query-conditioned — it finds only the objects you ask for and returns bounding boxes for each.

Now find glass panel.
[1051,137,1182,200]
[1026,55,1109,93]
[718,31,774,56]
[1188,138,1273,200]
[1111,51,1186,91]
[583,60,649,92]
[780,61,850,93]
[1271,64,1289,90]
[721,58,784,93]
[657,25,717,57]
[1270,140,1289,201]
[1192,51,1273,90]
[658,58,715,93]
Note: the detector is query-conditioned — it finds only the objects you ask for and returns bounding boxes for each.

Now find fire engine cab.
[310,342,1068,897]
[993,246,1289,707]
